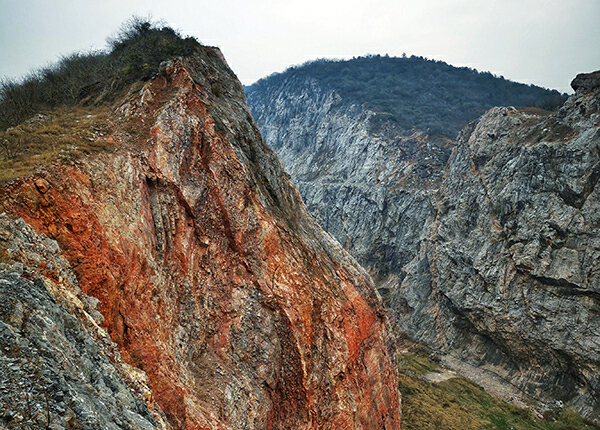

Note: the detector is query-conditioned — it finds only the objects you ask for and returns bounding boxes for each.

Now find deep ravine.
[247,68,600,422]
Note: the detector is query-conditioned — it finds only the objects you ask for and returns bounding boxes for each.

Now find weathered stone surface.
[398,80,600,420]
[571,70,600,92]
[0,214,169,430]
[247,74,452,302]
[0,48,400,429]
[247,68,600,422]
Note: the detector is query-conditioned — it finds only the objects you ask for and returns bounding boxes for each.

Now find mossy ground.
[398,351,599,430]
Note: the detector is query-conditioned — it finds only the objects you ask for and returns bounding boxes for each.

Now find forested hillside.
[246,55,567,137]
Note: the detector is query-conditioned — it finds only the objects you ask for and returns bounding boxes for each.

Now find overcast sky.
[1,0,599,94]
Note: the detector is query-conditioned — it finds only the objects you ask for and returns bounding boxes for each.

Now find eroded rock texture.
[248,68,600,421]
[398,72,600,420]
[246,75,452,302]
[0,48,400,429]
[0,214,170,429]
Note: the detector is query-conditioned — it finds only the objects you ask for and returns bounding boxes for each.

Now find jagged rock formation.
[0,214,170,429]
[246,74,452,302]
[397,71,600,421]
[571,70,600,92]
[247,64,600,422]
[0,48,400,429]
[244,60,562,304]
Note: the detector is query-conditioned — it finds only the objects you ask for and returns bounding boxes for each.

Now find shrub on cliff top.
[107,16,200,84]
[0,16,201,130]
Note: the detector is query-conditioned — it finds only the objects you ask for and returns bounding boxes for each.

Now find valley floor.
[398,348,599,430]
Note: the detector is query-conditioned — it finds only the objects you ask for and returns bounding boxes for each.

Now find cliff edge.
[397,70,600,421]
[0,47,400,429]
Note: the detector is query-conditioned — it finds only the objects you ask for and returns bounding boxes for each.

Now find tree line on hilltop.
[246,55,568,137]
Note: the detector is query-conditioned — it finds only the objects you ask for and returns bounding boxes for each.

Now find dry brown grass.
[517,106,553,116]
[0,106,118,183]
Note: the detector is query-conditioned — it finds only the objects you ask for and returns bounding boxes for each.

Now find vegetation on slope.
[398,349,599,430]
[246,55,567,137]
[0,17,202,181]
[0,17,200,131]
[0,106,119,182]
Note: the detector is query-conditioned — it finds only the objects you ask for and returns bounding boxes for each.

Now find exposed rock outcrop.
[247,74,452,302]
[0,48,400,429]
[247,66,600,422]
[0,214,170,429]
[571,70,600,92]
[398,78,600,420]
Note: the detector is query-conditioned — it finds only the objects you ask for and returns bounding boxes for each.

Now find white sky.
[1,0,599,93]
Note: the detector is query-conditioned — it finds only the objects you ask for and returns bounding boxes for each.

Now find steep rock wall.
[247,75,451,301]
[247,68,600,421]
[398,73,600,420]
[0,49,400,429]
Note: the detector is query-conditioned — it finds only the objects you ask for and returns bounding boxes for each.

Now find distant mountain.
[247,55,600,422]
[246,54,566,137]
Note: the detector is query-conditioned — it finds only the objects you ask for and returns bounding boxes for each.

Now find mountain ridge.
[0,37,401,429]
[246,55,567,137]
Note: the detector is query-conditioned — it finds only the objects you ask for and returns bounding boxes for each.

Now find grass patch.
[0,106,118,183]
[521,117,578,144]
[398,350,599,430]
[398,351,442,374]
[517,106,553,116]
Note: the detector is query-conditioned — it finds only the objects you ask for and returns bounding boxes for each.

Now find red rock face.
[1,50,400,429]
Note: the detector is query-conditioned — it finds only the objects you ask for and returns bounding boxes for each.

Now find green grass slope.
[398,350,599,430]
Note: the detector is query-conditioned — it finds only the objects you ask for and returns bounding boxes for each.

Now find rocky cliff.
[247,67,600,421]
[398,71,600,420]
[0,47,400,429]
[246,74,452,302]
[0,214,171,429]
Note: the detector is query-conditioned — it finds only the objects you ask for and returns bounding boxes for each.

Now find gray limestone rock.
[399,83,600,421]
[247,75,452,302]
[0,214,169,429]
[248,69,600,422]
[571,70,600,92]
